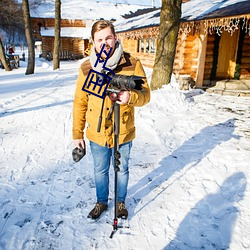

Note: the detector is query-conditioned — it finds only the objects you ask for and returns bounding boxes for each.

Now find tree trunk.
[0,37,11,71]
[53,0,61,70]
[22,0,35,75]
[151,0,182,90]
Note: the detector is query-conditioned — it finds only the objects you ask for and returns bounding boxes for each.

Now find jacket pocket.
[120,106,135,134]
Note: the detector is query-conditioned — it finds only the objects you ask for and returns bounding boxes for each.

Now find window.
[137,38,156,54]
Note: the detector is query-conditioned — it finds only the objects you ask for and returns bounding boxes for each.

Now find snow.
[40,27,92,39]
[182,0,249,21]
[115,0,249,32]
[93,0,161,7]
[30,0,152,20]
[0,48,250,249]
[114,9,160,32]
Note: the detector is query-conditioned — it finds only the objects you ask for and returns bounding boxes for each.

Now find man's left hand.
[116,90,130,105]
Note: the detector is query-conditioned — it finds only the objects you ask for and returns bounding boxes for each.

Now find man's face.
[93,27,117,59]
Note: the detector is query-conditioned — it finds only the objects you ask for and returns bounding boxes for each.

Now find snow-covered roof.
[182,0,250,21]
[40,27,91,39]
[114,0,250,33]
[30,0,151,20]
[114,8,160,33]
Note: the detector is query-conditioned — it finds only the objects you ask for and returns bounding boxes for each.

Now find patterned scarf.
[89,41,123,73]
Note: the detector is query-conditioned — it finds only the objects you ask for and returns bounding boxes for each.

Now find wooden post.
[139,39,142,53]
[149,38,152,53]
[195,32,207,88]
[144,38,146,54]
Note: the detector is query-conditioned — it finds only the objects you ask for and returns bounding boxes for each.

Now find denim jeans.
[90,140,132,205]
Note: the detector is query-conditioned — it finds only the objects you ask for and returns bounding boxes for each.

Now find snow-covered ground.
[0,49,250,250]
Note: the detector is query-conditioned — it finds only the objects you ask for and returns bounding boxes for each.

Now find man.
[72,20,150,220]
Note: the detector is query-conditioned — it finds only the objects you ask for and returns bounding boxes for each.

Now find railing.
[46,51,76,61]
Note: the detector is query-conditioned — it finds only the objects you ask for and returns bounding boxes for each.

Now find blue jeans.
[90,141,132,205]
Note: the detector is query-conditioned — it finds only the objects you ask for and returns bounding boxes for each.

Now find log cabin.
[30,1,152,61]
[31,18,92,60]
[115,0,250,94]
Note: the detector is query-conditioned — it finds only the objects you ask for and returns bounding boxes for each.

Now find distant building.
[30,1,151,60]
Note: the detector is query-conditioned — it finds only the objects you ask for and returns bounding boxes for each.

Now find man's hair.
[91,20,116,40]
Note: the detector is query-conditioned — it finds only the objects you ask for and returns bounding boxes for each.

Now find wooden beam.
[195,32,207,87]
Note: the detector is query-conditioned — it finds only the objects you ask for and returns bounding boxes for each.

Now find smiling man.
[72,20,150,220]
[91,21,116,59]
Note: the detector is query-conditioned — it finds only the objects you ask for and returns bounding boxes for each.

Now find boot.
[87,202,108,220]
[117,202,128,219]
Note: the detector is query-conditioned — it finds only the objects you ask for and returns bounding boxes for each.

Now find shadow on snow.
[127,118,243,248]
[128,118,239,213]
[164,172,247,249]
[0,100,73,117]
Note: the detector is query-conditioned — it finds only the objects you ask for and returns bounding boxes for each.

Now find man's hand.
[74,139,85,149]
[72,139,86,162]
[116,90,130,105]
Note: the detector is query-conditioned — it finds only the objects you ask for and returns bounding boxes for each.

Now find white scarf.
[89,41,123,73]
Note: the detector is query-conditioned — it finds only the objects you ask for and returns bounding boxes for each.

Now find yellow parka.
[72,52,150,148]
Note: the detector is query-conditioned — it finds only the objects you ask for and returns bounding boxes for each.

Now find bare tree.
[22,0,35,75]
[0,0,24,38]
[0,0,23,71]
[0,37,11,71]
[151,0,182,90]
[53,0,61,70]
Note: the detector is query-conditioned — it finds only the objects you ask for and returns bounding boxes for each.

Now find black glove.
[72,146,86,162]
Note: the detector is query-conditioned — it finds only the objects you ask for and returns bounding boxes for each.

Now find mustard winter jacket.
[72,52,150,148]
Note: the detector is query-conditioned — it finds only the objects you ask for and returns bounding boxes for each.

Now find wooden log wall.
[32,18,86,29]
[173,34,199,80]
[120,38,156,68]
[61,38,74,52]
[41,37,87,58]
[240,35,250,79]
[121,39,137,54]
[183,35,198,79]
[72,38,88,55]
[173,34,185,75]
[41,37,53,58]
[134,53,156,68]
[120,31,200,76]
